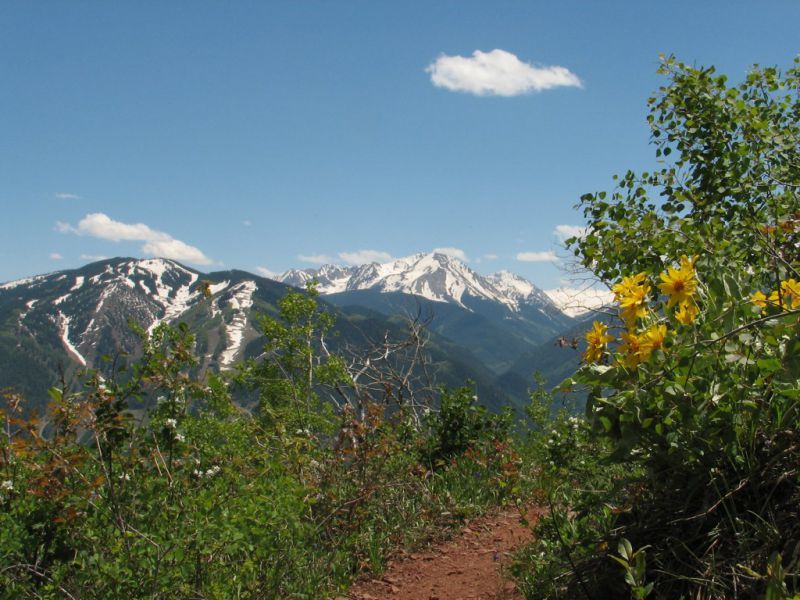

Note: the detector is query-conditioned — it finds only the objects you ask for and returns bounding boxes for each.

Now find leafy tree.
[235,284,348,434]
[519,56,800,598]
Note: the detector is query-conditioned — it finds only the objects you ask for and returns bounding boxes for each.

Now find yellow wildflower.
[639,324,668,360]
[617,330,645,368]
[658,255,698,308]
[769,290,783,308]
[675,299,699,325]
[583,321,614,364]
[780,278,800,309]
[751,290,769,310]
[613,272,651,325]
[754,280,800,311]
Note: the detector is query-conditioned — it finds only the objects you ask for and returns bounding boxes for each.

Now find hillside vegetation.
[1,286,538,598]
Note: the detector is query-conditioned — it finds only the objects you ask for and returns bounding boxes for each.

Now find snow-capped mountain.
[484,270,555,309]
[0,255,588,415]
[276,252,561,315]
[1,258,268,383]
[1,257,537,415]
[275,253,575,373]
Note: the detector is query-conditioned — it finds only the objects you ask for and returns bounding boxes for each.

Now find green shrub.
[515,55,800,599]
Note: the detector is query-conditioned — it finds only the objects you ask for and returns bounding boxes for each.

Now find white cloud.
[338,250,394,265]
[243,220,252,227]
[55,192,80,200]
[57,212,214,265]
[141,238,212,265]
[516,250,559,262]
[50,252,63,260]
[545,286,614,317]
[255,266,277,278]
[432,247,469,261]
[426,49,582,97]
[80,254,109,261]
[554,224,587,242]
[298,254,334,265]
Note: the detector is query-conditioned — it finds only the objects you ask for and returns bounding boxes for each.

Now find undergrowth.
[0,295,529,599]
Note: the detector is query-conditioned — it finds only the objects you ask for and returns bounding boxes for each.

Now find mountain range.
[275,253,580,372]
[0,253,595,414]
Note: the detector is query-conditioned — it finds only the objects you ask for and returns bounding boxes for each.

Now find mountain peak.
[274,251,565,314]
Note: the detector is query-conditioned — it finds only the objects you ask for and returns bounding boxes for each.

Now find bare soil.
[346,506,541,600]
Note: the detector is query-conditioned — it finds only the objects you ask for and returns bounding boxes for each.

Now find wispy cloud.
[57,213,214,265]
[432,247,469,261]
[55,192,80,200]
[298,253,334,265]
[475,253,499,264]
[243,220,252,227]
[49,252,63,260]
[516,250,558,263]
[339,250,394,265]
[554,224,587,242]
[426,49,581,97]
[80,254,109,261]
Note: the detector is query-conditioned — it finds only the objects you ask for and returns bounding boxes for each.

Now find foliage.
[423,384,512,463]
[0,287,526,598]
[516,55,800,598]
[233,284,346,434]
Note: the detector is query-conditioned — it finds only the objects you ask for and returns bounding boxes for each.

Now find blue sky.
[2,1,799,289]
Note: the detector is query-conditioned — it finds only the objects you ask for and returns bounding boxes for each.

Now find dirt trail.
[347,506,541,600]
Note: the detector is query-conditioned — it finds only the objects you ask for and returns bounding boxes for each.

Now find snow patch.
[219,281,257,368]
[0,275,46,290]
[70,276,85,291]
[134,260,200,332]
[208,281,230,295]
[57,311,87,366]
[17,299,38,328]
[207,281,230,318]
[90,265,115,284]
[53,294,71,305]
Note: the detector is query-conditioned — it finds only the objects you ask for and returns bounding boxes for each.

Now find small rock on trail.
[349,505,541,600]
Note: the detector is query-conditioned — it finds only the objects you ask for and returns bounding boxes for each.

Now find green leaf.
[756,358,782,375]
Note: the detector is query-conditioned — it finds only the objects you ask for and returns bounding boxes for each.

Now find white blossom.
[1,480,13,491]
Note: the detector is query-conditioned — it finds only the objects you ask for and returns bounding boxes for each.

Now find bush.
[515,56,800,598]
[1,291,528,598]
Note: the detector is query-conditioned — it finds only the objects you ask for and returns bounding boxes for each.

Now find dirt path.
[347,506,541,600]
